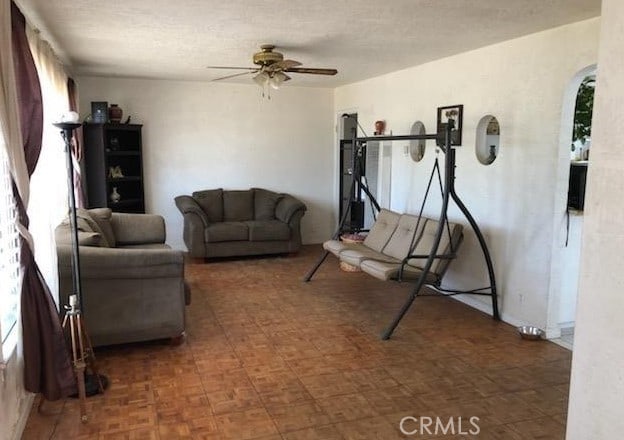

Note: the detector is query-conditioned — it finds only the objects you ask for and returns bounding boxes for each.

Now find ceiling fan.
[207,44,338,91]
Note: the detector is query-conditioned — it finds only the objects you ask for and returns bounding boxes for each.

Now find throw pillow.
[192,188,224,222]
[87,208,116,248]
[55,229,103,247]
[253,188,283,220]
[75,208,112,247]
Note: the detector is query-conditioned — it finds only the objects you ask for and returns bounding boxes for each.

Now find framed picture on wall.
[91,101,108,123]
[436,104,463,146]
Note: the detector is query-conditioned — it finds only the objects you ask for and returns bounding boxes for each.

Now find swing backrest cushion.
[382,214,427,260]
[407,219,463,274]
[363,209,400,252]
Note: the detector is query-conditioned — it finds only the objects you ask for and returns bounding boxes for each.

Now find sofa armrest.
[175,195,210,227]
[175,195,209,257]
[111,213,166,245]
[275,195,307,224]
[57,245,184,279]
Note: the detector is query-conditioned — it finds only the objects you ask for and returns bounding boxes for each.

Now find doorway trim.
[546,64,597,340]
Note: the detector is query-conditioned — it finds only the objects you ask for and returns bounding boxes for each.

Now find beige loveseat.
[175,188,306,259]
[324,209,463,284]
[55,208,188,347]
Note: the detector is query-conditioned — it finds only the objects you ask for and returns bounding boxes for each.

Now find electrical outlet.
[404,145,409,156]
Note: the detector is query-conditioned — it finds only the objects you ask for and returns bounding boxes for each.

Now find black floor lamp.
[53,120,106,422]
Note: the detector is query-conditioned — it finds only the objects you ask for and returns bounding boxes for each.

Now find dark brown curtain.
[10,1,42,175]
[67,78,85,208]
[11,1,76,400]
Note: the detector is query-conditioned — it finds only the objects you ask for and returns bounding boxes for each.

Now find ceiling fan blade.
[266,59,302,72]
[211,70,258,81]
[284,67,338,75]
[206,66,259,71]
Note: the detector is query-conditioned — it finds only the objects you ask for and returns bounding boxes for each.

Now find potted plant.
[571,76,595,160]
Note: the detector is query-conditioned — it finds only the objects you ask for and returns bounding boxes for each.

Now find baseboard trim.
[13,393,35,440]
[450,295,538,331]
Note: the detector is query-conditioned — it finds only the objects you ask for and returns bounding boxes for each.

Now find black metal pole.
[448,181,500,320]
[356,134,438,143]
[303,137,361,282]
[54,123,83,308]
[381,123,454,340]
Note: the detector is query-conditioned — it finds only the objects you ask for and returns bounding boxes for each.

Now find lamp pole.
[53,121,106,423]
[53,122,83,307]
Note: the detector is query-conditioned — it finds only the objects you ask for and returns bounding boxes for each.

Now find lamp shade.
[269,72,290,90]
[253,71,270,87]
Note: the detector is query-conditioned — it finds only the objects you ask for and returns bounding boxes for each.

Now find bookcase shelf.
[83,123,145,213]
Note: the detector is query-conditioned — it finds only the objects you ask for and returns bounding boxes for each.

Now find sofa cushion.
[75,208,113,247]
[223,190,254,221]
[117,243,171,250]
[77,232,102,246]
[204,222,249,242]
[88,208,116,247]
[193,188,223,222]
[111,213,166,245]
[245,220,291,242]
[55,227,103,247]
[253,188,283,220]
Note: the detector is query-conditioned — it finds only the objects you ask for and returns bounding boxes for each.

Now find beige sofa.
[175,188,306,259]
[324,209,463,284]
[55,208,188,347]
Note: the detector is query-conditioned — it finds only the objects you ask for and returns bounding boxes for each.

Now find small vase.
[374,120,385,135]
[108,104,123,123]
[110,187,121,203]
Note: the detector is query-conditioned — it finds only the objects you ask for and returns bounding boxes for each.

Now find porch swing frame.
[304,121,501,340]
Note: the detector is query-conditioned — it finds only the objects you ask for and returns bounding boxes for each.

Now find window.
[0,140,21,356]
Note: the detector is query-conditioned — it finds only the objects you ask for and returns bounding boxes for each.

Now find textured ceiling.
[16,0,600,87]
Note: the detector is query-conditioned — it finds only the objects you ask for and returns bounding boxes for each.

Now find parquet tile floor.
[22,245,571,439]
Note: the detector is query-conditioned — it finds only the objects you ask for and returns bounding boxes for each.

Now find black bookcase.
[339,139,366,233]
[82,123,145,213]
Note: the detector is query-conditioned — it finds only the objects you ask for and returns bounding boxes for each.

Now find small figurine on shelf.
[109,136,120,151]
[110,187,121,203]
[108,166,124,179]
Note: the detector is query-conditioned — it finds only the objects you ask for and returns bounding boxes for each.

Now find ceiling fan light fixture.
[269,71,289,89]
[253,71,269,87]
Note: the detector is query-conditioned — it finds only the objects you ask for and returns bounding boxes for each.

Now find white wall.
[76,78,335,249]
[567,0,624,437]
[334,18,600,329]
[0,345,32,440]
[555,212,583,327]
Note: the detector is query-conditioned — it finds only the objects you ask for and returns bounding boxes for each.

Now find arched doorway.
[546,64,597,348]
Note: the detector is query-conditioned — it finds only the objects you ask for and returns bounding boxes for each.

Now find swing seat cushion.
[360,259,441,283]
[324,209,463,284]
[323,239,360,257]
[339,247,399,267]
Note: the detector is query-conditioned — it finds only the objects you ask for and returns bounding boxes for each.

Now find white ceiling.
[16,0,600,87]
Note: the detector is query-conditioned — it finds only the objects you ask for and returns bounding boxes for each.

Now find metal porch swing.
[304,118,501,340]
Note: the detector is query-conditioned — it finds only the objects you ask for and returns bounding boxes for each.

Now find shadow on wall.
[444,223,507,314]
[299,198,334,244]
